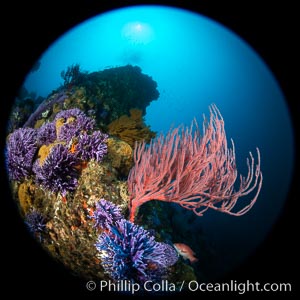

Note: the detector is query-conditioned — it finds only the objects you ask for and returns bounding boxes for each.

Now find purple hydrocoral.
[158,243,179,267]
[25,209,47,234]
[55,108,95,143]
[37,122,56,146]
[76,131,108,162]
[28,108,108,195]
[33,144,80,195]
[54,108,86,121]
[91,199,122,230]
[96,219,178,282]
[6,128,38,181]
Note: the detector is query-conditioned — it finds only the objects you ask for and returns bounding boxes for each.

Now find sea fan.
[6,128,38,181]
[33,144,80,195]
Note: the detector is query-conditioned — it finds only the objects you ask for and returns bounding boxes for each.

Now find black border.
[1,1,298,298]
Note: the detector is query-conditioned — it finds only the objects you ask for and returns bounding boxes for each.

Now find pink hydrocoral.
[128,104,262,222]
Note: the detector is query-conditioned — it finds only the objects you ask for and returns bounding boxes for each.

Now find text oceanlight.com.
[86,280,292,294]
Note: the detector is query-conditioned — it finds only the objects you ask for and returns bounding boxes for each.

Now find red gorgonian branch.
[127,104,262,222]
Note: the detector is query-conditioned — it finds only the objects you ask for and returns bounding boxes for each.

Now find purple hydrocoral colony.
[37,122,56,146]
[76,131,108,162]
[96,219,178,282]
[25,209,47,234]
[91,199,122,230]
[54,108,86,121]
[55,108,95,143]
[33,144,80,195]
[158,243,179,267]
[6,128,37,181]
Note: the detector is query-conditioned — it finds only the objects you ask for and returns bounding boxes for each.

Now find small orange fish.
[88,208,95,217]
[173,243,198,264]
[69,142,77,154]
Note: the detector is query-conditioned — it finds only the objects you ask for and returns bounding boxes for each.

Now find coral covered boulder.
[5,65,200,289]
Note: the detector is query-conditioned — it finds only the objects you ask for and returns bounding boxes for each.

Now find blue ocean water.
[22,5,294,278]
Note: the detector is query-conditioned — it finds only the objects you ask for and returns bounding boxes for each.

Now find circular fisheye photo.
[3,4,295,296]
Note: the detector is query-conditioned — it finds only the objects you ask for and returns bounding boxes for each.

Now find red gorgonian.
[128,104,262,222]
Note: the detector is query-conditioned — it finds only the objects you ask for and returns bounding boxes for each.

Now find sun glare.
[122,21,154,45]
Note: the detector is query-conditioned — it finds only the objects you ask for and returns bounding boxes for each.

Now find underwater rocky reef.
[5,64,262,291]
[5,65,198,285]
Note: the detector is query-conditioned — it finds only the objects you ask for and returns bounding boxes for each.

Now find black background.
[1,0,298,298]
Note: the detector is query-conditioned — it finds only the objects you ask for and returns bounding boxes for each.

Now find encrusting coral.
[18,182,34,214]
[108,108,156,147]
[106,137,133,177]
